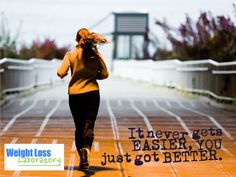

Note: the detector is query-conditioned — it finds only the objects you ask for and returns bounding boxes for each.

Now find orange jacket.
[57,47,109,94]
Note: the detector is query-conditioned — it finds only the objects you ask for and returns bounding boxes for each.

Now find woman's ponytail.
[76,28,108,58]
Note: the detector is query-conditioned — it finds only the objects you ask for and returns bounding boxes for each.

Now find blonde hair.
[76,28,108,45]
[75,28,108,58]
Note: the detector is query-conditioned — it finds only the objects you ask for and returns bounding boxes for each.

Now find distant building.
[112,12,149,60]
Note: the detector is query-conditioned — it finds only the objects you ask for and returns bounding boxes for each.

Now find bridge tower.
[112,12,149,60]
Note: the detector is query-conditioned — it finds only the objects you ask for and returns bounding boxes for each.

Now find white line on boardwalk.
[13,138,38,177]
[218,143,234,157]
[117,142,128,177]
[93,141,99,152]
[176,101,234,157]
[12,171,20,177]
[71,140,76,151]
[130,99,166,154]
[106,99,120,140]
[177,101,234,140]
[35,99,61,137]
[114,142,122,177]
[130,99,176,176]
[114,142,119,153]
[52,139,57,144]
[114,143,129,177]
[165,100,172,107]
[153,99,232,175]
[1,100,38,135]
[10,137,18,144]
[130,99,153,131]
[153,99,200,151]
[106,99,127,177]
[31,138,38,144]
[152,99,192,135]
[214,162,231,177]
[153,99,224,154]
[118,142,124,155]
[66,154,75,177]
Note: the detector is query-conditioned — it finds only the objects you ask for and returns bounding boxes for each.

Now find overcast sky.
[1,0,235,58]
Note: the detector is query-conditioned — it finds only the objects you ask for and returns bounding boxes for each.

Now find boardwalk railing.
[113,59,236,102]
[0,58,62,98]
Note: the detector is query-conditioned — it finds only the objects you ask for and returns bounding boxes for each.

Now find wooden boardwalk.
[1,79,236,177]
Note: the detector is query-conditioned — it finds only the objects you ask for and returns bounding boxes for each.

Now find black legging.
[69,90,100,152]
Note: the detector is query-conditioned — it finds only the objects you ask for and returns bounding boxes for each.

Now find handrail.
[113,59,236,102]
[0,58,29,64]
[0,58,62,98]
[147,59,236,66]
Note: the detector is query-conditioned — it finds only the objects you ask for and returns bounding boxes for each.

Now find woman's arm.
[96,52,109,80]
[57,52,70,79]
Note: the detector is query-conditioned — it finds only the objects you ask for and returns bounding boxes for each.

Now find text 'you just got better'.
[101,127,223,166]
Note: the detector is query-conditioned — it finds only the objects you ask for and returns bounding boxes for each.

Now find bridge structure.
[0,57,236,177]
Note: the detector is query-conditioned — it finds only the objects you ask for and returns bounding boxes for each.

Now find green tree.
[0,14,21,58]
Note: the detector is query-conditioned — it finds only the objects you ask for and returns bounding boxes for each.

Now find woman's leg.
[69,91,100,169]
[69,94,85,152]
[82,90,100,150]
